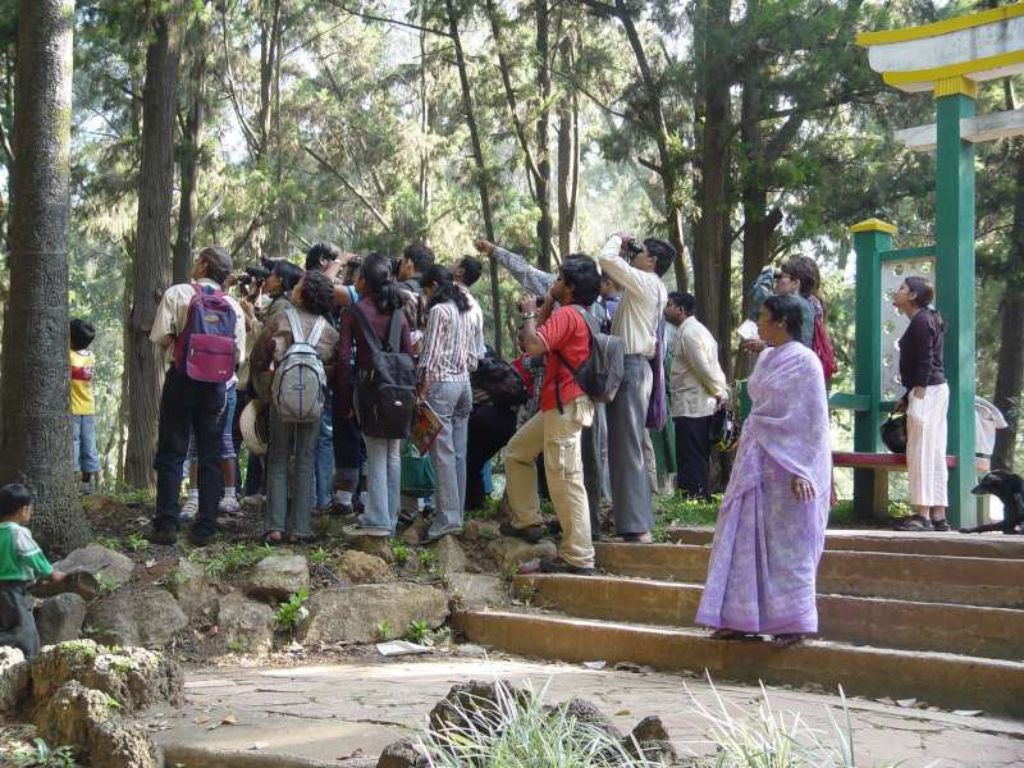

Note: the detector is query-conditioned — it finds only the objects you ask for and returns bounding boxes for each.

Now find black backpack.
[555,306,625,410]
[351,305,417,439]
[471,354,528,407]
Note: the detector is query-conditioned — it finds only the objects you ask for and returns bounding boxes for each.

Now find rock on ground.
[298,583,448,644]
[429,536,467,573]
[35,680,162,768]
[32,640,183,713]
[216,592,276,654]
[349,535,396,564]
[86,586,188,648]
[242,554,310,601]
[35,592,87,646]
[444,573,505,609]
[462,519,501,542]
[167,558,218,623]
[401,518,428,546]
[0,646,29,715]
[428,679,529,737]
[52,544,135,591]
[376,737,429,768]
[338,550,393,584]
[558,697,622,738]
[486,537,557,569]
[625,715,676,763]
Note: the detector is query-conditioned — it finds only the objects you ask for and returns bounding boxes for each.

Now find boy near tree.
[0,484,64,661]
[70,318,100,494]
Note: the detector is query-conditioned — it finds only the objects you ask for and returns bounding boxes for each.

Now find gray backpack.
[271,307,327,423]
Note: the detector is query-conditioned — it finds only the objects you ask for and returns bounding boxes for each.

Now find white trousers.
[906,383,949,508]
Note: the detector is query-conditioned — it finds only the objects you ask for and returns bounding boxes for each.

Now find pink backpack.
[173,284,237,383]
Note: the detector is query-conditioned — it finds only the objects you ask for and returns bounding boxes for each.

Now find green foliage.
[417,549,438,572]
[11,737,79,768]
[308,547,332,567]
[404,619,430,645]
[376,620,392,641]
[95,537,120,552]
[125,533,149,552]
[191,543,272,578]
[274,588,310,630]
[390,540,411,565]
[419,679,660,767]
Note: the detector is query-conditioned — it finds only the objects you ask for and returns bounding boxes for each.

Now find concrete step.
[667,526,1024,559]
[595,543,1024,608]
[453,610,1024,718]
[514,574,1024,660]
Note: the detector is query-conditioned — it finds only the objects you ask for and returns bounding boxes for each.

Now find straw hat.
[239,399,270,455]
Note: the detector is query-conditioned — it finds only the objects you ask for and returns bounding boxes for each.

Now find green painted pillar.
[851,219,895,519]
[934,77,977,529]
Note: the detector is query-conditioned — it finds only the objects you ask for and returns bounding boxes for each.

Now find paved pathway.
[146,651,1024,767]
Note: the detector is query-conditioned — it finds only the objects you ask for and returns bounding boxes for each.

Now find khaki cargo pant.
[505,396,594,568]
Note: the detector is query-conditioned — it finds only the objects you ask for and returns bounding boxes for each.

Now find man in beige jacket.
[665,291,729,500]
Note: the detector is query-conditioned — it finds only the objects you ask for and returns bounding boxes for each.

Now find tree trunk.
[174,13,207,284]
[418,14,431,226]
[691,0,732,351]
[446,0,502,356]
[535,0,553,271]
[126,2,184,489]
[556,26,578,260]
[993,86,1024,471]
[0,0,91,552]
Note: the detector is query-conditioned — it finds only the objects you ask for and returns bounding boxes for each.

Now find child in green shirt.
[0,484,64,660]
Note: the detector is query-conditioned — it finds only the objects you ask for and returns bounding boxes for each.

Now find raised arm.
[474,238,555,297]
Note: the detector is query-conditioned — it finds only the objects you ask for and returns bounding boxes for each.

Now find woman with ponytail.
[892,276,949,532]
[417,264,481,542]
[335,253,413,535]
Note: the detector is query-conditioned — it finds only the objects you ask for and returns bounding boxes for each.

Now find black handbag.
[880,413,907,454]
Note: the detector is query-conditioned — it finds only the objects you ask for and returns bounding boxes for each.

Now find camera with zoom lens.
[625,238,644,257]
[235,260,272,297]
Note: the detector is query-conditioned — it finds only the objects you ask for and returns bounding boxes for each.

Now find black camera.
[236,260,272,297]
[625,239,644,256]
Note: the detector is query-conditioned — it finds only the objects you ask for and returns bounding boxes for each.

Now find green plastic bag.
[401,442,436,498]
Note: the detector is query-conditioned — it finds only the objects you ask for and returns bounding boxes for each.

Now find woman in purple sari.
[695,294,831,647]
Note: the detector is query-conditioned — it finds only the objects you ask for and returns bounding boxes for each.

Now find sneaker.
[931,518,951,532]
[150,528,178,546]
[181,495,199,521]
[893,514,933,531]
[342,524,391,538]
[188,527,216,547]
[218,495,241,516]
[499,521,548,544]
[539,558,596,576]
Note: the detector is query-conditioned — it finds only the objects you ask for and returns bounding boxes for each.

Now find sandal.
[262,530,284,546]
[893,515,933,531]
[617,532,653,544]
[770,633,805,648]
[710,628,762,642]
[288,532,315,544]
[931,518,950,532]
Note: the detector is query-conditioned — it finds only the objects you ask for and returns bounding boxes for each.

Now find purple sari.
[695,341,831,635]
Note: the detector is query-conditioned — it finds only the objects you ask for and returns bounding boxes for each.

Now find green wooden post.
[850,219,895,519]
[934,77,977,529]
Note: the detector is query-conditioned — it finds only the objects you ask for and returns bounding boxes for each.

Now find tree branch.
[324,0,452,38]
[302,143,393,233]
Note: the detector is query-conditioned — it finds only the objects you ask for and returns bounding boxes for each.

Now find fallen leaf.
[896,698,917,708]
[221,714,238,725]
[336,748,365,761]
[953,710,983,717]
[249,742,268,751]
[583,660,606,670]
[614,709,632,716]
[144,559,157,568]
[193,716,210,725]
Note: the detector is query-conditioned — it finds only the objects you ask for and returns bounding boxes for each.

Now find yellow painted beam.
[880,49,1024,90]
[856,3,1024,47]
[850,219,898,235]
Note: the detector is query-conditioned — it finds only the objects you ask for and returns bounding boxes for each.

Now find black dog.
[963,470,1024,534]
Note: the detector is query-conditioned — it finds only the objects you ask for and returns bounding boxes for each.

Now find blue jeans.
[425,380,472,538]
[358,436,401,532]
[312,398,335,508]
[72,414,100,473]
[266,409,318,537]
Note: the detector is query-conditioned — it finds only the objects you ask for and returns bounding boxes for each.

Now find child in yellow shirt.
[70,319,99,494]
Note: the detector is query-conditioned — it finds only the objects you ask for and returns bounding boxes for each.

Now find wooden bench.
[832,452,958,470]
[832,452,958,517]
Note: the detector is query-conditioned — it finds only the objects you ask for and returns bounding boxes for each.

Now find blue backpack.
[173,284,237,383]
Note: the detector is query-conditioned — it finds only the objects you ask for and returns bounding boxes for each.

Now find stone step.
[453,610,1024,718]
[594,543,1024,608]
[514,574,1024,660]
[667,526,1024,559]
